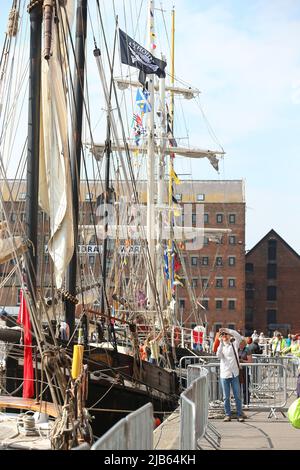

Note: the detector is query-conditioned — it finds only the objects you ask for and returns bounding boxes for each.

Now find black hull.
[5,343,179,437]
[87,378,178,437]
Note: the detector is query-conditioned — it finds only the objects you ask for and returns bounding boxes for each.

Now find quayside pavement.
[153,399,300,450]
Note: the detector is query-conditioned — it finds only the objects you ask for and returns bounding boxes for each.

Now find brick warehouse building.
[173,180,245,333]
[245,229,300,336]
[0,179,245,334]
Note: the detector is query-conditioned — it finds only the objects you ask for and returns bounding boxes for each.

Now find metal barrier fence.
[180,367,207,450]
[180,367,221,450]
[91,403,153,450]
[187,362,289,417]
[252,354,300,395]
[179,355,220,386]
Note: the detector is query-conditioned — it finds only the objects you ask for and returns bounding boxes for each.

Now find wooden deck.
[0,396,60,418]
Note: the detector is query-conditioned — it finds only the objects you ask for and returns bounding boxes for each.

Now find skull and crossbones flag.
[119,29,167,79]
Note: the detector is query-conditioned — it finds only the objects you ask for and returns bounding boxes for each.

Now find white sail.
[39,2,75,288]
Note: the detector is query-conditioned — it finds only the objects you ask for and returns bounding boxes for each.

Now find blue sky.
[1,0,300,253]
[171,0,300,253]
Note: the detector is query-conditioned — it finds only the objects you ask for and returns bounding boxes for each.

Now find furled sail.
[89,142,224,162]
[39,2,74,288]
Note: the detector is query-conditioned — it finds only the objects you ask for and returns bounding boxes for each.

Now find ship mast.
[156,57,166,308]
[100,24,118,349]
[146,0,156,310]
[25,1,42,304]
[167,6,176,305]
[65,0,87,336]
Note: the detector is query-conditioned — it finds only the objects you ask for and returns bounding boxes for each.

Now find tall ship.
[0,0,226,448]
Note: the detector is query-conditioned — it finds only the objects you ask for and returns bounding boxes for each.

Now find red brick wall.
[245,231,300,335]
[178,202,245,334]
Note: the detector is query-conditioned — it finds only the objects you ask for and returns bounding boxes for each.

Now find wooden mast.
[25,1,42,304]
[65,0,87,336]
[100,23,118,349]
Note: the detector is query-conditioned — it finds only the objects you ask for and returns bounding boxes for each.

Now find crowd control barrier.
[91,403,153,450]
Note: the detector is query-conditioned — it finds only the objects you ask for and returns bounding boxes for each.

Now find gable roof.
[246,229,300,260]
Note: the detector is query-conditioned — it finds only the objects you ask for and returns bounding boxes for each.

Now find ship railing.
[90,403,153,450]
[171,326,207,350]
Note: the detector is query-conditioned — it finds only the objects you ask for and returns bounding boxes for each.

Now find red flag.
[17,290,34,398]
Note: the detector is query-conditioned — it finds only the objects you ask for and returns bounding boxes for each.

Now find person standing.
[251,330,259,342]
[284,334,292,349]
[258,332,265,344]
[239,339,252,406]
[148,330,164,365]
[282,335,300,357]
[216,327,245,422]
[247,337,262,355]
[271,332,285,356]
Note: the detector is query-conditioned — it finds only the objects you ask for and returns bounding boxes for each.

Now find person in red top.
[213,331,220,353]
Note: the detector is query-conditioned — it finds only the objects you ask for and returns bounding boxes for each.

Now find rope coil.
[17,412,38,435]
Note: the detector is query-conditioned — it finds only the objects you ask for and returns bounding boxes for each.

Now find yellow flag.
[170,167,181,184]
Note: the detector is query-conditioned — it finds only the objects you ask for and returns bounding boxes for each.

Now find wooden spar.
[86,309,132,326]
[65,0,87,336]
[90,142,225,159]
[114,77,200,98]
[26,2,42,303]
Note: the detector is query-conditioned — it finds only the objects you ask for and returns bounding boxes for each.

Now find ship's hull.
[87,377,178,436]
[3,336,179,437]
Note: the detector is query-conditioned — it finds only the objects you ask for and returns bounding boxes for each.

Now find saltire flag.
[17,290,34,398]
[119,28,167,79]
[170,167,181,184]
[136,88,151,114]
